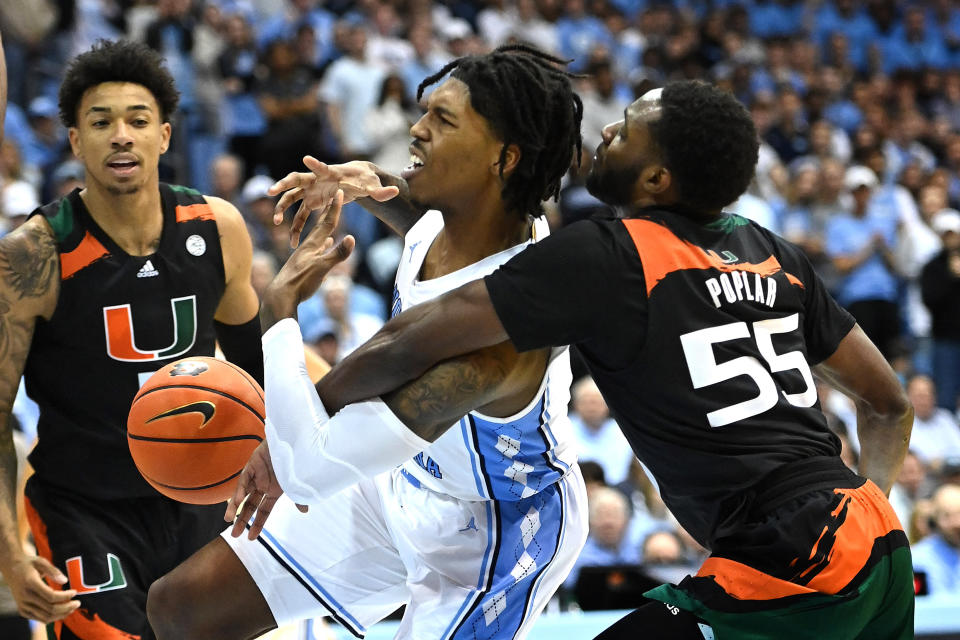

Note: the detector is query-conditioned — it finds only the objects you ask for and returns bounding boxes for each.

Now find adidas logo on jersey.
[137,260,159,278]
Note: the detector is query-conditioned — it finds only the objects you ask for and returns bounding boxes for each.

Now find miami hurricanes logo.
[65,554,128,594]
[103,296,197,362]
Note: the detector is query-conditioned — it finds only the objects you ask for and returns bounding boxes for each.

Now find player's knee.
[147,573,195,640]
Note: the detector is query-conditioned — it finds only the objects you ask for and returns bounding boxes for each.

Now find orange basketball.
[127,356,265,504]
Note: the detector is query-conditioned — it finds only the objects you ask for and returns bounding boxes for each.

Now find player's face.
[401,78,505,211]
[68,82,171,196]
[587,89,663,206]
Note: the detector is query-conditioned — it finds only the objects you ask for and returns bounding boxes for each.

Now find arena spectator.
[257,38,323,181]
[911,483,960,595]
[825,165,903,358]
[0,179,38,233]
[568,376,634,486]
[217,12,267,181]
[364,74,420,175]
[319,23,385,159]
[889,450,933,531]
[209,153,244,205]
[563,486,639,591]
[922,208,960,411]
[906,374,960,470]
[579,56,631,152]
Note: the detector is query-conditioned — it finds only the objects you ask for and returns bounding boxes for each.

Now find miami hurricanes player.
[0,40,261,639]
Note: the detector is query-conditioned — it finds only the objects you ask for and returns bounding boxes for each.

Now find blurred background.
[2,0,960,637]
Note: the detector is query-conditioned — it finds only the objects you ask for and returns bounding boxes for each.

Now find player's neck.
[79,181,164,256]
[427,206,530,278]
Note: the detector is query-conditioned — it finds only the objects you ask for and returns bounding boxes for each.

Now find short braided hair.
[59,39,179,128]
[417,44,583,218]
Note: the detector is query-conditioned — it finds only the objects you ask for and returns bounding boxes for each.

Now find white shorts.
[224,465,587,639]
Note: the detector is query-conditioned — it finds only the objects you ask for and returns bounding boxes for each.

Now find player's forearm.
[856,400,913,495]
[262,320,429,503]
[317,280,508,414]
[316,307,436,413]
[0,420,24,572]
[361,167,425,237]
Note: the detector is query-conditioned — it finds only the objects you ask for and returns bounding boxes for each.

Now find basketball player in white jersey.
[148,45,590,639]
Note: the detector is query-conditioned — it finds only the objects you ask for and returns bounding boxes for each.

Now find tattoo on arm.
[0,224,57,411]
[0,226,58,298]
[383,348,510,441]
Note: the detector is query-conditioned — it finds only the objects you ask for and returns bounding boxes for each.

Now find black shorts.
[24,476,227,639]
[646,457,914,639]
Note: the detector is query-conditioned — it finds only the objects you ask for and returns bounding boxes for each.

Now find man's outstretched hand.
[259,189,356,330]
[269,156,399,249]
[225,441,309,540]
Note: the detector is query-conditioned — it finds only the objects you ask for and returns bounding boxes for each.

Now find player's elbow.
[857,386,914,438]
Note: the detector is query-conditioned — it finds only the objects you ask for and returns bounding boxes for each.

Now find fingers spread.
[304,156,329,176]
[268,171,306,196]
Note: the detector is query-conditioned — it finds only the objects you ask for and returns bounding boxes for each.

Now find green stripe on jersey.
[705,214,750,233]
[48,198,74,242]
[168,184,202,197]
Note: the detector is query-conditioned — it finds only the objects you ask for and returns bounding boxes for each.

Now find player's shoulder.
[0,215,60,314]
[1,214,57,257]
[198,195,253,267]
[200,193,245,225]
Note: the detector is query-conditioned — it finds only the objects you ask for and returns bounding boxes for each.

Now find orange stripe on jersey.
[175,203,215,222]
[23,496,53,569]
[696,556,816,600]
[621,218,783,296]
[785,272,804,288]
[796,481,902,595]
[62,609,141,640]
[697,480,902,601]
[60,232,109,280]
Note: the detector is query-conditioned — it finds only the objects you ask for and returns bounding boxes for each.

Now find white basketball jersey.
[391,210,578,501]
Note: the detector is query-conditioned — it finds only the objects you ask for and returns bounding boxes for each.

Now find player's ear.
[640,165,671,195]
[494,144,521,178]
[159,122,172,155]
[68,127,83,159]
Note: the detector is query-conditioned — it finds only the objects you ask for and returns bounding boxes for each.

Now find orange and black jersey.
[25,184,226,500]
[485,207,856,549]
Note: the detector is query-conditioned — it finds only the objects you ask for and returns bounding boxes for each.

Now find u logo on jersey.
[103,295,197,362]
[65,554,128,594]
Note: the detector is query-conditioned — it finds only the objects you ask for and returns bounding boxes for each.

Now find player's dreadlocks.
[59,39,180,128]
[417,44,583,218]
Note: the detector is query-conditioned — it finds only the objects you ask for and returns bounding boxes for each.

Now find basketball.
[127,356,265,504]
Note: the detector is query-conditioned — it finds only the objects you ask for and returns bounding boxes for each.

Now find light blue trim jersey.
[394,211,578,501]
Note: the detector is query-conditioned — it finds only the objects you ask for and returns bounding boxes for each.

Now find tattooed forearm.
[0,417,15,502]
[0,225,57,299]
[383,349,510,441]
[0,300,33,413]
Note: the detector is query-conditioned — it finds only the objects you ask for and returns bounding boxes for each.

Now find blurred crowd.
[2,0,960,612]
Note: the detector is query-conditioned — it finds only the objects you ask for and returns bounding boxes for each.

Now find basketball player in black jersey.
[271,81,916,638]
[0,40,262,639]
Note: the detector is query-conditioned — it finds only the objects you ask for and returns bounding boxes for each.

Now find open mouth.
[107,157,139,177]
[401,150,425,180]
